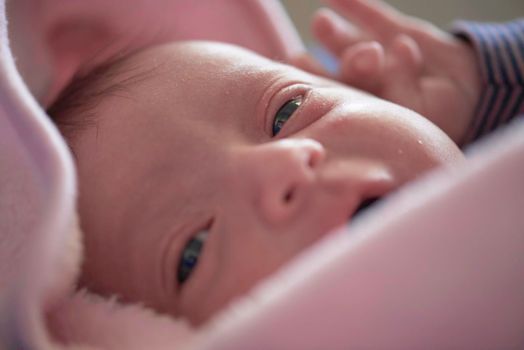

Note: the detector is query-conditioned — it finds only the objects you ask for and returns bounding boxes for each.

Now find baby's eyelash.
[177,228,209,286]
[265,83,312,137]
[272,97,303,136]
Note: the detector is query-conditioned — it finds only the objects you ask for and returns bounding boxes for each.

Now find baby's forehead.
[127,41,283,78]
[49,40,316,136]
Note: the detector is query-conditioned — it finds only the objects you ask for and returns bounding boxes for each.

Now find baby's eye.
[272,97,302,136]
[177,229,209,286]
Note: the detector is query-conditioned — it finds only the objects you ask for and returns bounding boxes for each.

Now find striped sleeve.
[452,19,524,144]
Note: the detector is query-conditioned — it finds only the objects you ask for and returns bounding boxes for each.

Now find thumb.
[380,34,424,103]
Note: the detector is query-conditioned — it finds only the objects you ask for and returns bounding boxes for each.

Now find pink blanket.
[1,1,523,349]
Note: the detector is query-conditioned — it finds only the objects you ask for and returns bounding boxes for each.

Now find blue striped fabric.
[453,19,524,144]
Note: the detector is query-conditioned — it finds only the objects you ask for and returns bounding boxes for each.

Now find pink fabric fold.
[7,0,303,107]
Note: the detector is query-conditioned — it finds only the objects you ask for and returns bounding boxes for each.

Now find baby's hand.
[292,0,481,145]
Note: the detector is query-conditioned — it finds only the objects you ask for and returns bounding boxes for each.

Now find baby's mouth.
[352,197,382,219]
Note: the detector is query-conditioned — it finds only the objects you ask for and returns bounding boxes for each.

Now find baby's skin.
[58,40,463,325]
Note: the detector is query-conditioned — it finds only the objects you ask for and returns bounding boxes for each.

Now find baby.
[48,0,521,327]
[48,39,462,325]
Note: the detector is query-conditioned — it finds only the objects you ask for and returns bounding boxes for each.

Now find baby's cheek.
[176,228,283,325]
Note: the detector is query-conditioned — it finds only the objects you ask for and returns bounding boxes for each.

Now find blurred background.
[280,0,524,45]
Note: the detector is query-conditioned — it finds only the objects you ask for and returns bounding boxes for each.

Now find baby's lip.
[353,197,382,217]
[347,176,397,222]
[346,195,391,225]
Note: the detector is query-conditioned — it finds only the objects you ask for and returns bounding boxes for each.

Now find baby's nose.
[239,138,325,226]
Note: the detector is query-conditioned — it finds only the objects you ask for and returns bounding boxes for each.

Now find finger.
[312,7,369,57]
[324,0,406,42]
[380,34,424,104]
[387,34,423,81]
[326,0,454,60]
[339,41,386,93]
[288,52,336,79]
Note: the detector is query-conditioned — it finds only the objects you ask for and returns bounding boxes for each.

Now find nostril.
[283,187,295,204]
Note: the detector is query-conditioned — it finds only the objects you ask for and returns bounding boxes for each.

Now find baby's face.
[71,41,463,325]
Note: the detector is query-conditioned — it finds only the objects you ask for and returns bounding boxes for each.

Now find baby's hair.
[47,50,159,141]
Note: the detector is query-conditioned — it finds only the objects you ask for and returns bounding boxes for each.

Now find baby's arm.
[292,0,524,147]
